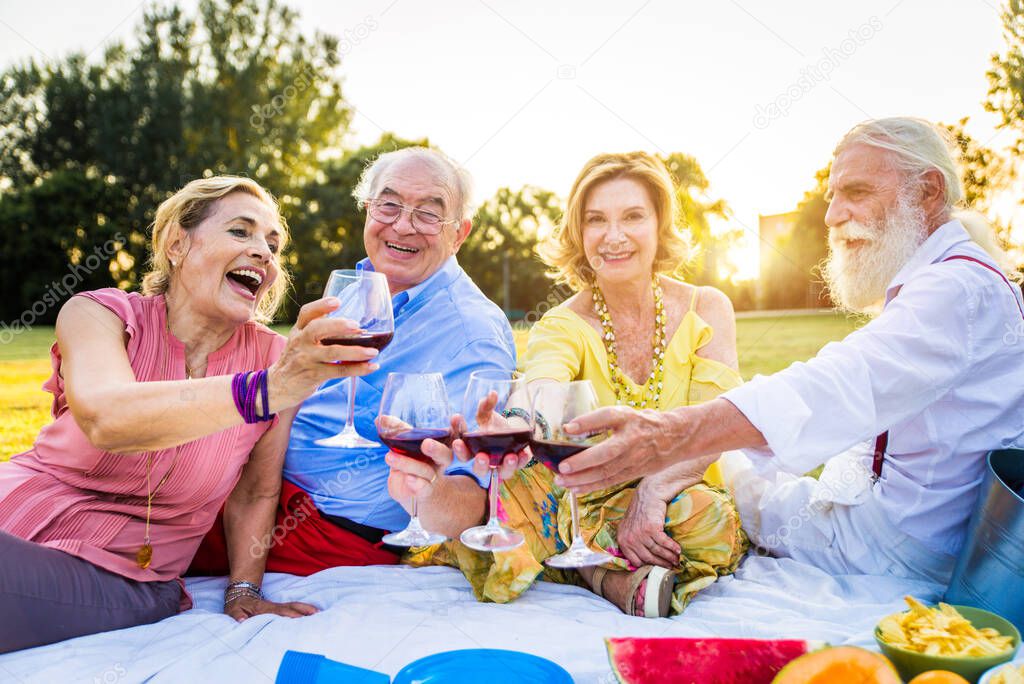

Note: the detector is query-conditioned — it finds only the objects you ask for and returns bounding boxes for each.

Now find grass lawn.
[0,311,864,461]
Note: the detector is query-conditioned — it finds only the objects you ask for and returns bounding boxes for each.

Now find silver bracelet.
[224,580,263,605]
[224,588,261,606]
[225,580,262,595]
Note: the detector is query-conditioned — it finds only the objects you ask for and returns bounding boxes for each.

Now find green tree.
[0,0,352,321]
[942,118,1008,211]
[0,169,132,323]
[659,152,733,286]
[462,186,563,315]
[760,165,831,310]
[988,0,1024,157]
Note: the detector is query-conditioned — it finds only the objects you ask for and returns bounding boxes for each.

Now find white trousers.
[718,447,955,585]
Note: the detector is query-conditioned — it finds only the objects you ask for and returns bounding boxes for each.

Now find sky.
[0,0,1016,279]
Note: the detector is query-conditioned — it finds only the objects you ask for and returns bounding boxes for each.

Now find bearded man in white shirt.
[551,117,1024,583]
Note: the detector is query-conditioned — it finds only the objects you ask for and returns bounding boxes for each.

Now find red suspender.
[942,255,1024,319]
[871,254,1024,479]
[872,432,889,480]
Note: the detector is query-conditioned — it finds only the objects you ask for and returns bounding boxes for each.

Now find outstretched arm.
[222,408,317,621]
[58,296,377,453]
[556,399,766,494]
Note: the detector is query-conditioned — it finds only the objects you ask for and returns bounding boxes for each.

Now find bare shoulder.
[657,276,692,313]
[55,295,133,382]
[56,294,126,340]
[694,285,736,324]
[690,284,738,369]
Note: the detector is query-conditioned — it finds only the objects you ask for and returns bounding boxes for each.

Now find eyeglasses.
[366,198,457,236]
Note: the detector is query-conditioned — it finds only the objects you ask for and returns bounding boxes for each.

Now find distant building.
[758,210,829,310]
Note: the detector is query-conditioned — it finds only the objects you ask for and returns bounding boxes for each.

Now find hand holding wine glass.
[458,369,532,552]
[266,297,381,410]
[451,390,533,479]
[530,380,616,568]
[377,372,452,547]
[315,269,394,449]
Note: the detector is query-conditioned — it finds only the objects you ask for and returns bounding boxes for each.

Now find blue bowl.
[392,649,572,684]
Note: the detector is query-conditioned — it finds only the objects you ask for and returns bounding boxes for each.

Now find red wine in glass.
[315,269,394,449]
[529,439,586,472]
[377,372,451,547]
[462,429,532,467]
[380,428,453,464]
[531,381,615,568]
[458,369,529,552]
[321,331,394,350]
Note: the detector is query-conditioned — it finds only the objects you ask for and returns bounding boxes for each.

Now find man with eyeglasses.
[188,147,516,578]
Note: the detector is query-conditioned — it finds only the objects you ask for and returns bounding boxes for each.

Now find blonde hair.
[836,117,1018,276]
[539,151,692,291]
[142,176,291,323]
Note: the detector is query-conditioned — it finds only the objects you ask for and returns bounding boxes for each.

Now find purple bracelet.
[244,370,259,423]
[231,370,275,424]
[258,370,270,421]
[231,372,248,418]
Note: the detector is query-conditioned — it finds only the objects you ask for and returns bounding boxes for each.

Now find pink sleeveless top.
[0,289,286,607]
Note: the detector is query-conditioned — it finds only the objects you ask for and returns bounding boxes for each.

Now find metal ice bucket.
[945,449,1024,632]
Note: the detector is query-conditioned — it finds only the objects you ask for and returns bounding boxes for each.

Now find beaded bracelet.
[503,407,548,438]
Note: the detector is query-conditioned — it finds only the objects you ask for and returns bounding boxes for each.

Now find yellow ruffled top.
[522,287,743,484]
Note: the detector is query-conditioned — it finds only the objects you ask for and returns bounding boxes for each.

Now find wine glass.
[529,380,616,568]
[315,269,394,449]
[377,372,452,547]
[458,369,530,552]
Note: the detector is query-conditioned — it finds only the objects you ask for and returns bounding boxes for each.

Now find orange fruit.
[772,646,900,683]
[907,672,971,684]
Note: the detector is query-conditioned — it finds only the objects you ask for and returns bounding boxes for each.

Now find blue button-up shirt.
[283,256,517,531]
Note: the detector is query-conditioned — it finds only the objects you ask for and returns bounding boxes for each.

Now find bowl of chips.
[980,657,1024,684]
[875,596,1020,682]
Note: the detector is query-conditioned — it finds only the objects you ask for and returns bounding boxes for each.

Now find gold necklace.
[591,277,666,409]
[136,451,179,569]
[138,300,188,568]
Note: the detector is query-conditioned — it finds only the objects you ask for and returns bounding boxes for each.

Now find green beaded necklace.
[591,277,666,409]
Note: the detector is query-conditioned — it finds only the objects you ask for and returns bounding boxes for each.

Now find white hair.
[835,117,1017,276]
[352,146,474,222]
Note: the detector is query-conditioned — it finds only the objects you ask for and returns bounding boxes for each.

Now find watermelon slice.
[605,637,823,684]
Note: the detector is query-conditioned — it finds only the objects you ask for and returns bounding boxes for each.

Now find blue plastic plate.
[392,649,573,684]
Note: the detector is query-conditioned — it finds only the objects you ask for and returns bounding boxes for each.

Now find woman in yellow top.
[407,151,748,617]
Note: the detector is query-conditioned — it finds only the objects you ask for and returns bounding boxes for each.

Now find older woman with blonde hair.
[0,176,379,654]
[410,151,748,617]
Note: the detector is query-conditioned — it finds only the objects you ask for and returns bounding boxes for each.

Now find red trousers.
[188,480,400,577]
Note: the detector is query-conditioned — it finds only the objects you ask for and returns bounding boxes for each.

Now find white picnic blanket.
[0,556,943,683]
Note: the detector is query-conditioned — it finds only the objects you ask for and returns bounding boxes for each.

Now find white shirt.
[723,219,1024,557]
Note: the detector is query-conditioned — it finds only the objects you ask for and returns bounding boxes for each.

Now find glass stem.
[344,376,358,432]
[487,466,501,528]
[406,495,424,532]
[569,490,584,544]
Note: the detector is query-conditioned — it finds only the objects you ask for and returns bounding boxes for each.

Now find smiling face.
[823,143,928,311]
[168,192,282,326]
[363,157,471,294]
[581,176,659,288]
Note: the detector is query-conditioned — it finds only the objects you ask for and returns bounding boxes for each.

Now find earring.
[170,259,176,268]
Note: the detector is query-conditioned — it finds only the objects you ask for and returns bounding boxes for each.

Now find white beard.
[823,193,928,313]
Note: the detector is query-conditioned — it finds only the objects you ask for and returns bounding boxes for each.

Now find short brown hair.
[142,176,291,323]
[538,151,692,291]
